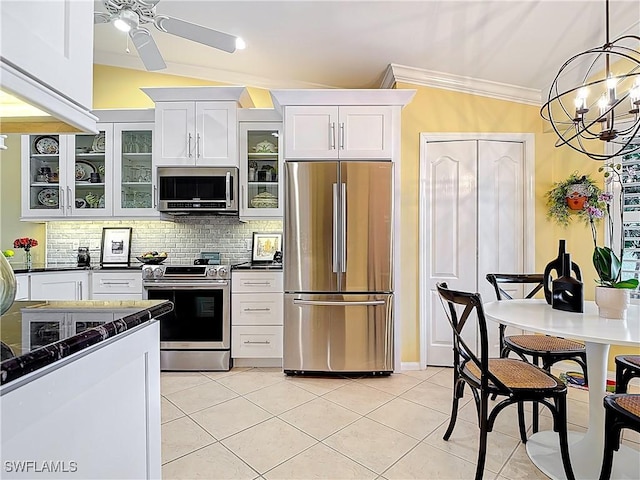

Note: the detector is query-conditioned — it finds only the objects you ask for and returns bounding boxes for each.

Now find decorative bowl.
[136,255,168,265]
[253,141,277,153]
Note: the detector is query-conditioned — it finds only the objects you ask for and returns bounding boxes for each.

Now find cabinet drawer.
[92,272,142,295]
[15,274,29,300]
[232,326,282,358]
[92,293,143,301]
[232,293,283,326]
[232,271,283,293]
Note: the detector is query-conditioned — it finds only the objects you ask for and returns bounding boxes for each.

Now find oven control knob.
[206,267,217,277]
[217,266,228,278]
[142,267,153,279]
[152,267,164,279]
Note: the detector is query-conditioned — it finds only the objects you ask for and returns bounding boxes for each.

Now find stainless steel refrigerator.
[283,160,394,374]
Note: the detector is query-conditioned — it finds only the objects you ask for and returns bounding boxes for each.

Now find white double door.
[422,136,532,366]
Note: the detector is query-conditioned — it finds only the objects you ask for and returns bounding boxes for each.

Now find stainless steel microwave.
[157,167,238,214]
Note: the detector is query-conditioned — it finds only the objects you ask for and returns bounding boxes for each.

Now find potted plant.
[546,172,602,226]
[588,164,639,318]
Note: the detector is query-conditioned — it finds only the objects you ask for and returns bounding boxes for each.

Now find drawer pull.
[243,340,271,345]
[243,307,271,312]
[102,281,131,285]
[242,281,272,286]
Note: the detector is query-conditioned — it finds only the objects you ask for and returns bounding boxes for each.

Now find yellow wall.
[0,134,46,265]
[394,81,605,363]
[93,65,273,109]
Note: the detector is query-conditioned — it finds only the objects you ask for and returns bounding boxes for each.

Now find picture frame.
[100,227,132,267]
[251,232,282,263]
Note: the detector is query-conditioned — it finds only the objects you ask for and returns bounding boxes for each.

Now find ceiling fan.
[94,0,245,71]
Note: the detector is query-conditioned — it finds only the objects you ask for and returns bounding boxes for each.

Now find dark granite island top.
[0,299,173,387]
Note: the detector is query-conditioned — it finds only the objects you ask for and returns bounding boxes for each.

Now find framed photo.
[100,227,132,267]
[252,232,282,263]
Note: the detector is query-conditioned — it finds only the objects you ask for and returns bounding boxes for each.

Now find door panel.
[284,107,338,159]
[339,106,393,159]
[425,141,478,366]
[283,293,393,372]
[284,161,339,292]
[341,161,393,292]
[478,140,525,355]
[197,102,236,166]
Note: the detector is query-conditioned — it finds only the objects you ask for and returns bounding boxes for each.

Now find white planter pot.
[594,286,630,319]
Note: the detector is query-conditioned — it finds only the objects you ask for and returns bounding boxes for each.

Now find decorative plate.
[37,188,59,207]
[75,160,96,181]
[75,199,87,209]
[250,191,278,208]
[92,133,106,153]
[34,136,59,155]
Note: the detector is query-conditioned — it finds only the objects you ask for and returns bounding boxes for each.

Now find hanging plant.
[545,172,603,226]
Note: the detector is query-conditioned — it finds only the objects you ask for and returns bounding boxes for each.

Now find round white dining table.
[484,299,640,480]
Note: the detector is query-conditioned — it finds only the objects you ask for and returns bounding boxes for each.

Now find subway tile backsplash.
[46,217,283,266]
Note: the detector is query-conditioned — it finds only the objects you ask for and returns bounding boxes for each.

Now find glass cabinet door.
[69,127,112,216]
[24,134,65,217]
[240,122,282,217]
[113,123,156,216]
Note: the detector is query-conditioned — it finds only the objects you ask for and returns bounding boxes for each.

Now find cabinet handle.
[241,185,245,209]
[243,307,271,312]
[243,281,271,286]
[78,282,83,300]
[330,122,336,150]
[188,133,193,158]
[102,281,131,285]
[59,187,64,209]
[243,340,271,345]
[196,133,201,158]
[153,185,158,208]
[339,123,345,150]
[67,187,72,211]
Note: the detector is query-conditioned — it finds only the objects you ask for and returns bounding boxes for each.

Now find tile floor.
[160,367,640,480]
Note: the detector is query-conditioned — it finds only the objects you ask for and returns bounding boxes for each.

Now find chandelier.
[540,0,640,161]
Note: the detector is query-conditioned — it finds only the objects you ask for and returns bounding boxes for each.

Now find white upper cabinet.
[272,89,416,161]
[284,106,393,159]
[142,87,253,168]
[0,0,96,132]
[154,101,237,167]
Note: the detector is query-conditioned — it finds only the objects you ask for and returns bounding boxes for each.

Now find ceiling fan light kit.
[540,0,640,161]
[95,0,244,71]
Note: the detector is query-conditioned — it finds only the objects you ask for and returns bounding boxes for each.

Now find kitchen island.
[0,299,172,479]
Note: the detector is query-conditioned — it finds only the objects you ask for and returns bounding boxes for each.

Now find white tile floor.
[160,367,640,480]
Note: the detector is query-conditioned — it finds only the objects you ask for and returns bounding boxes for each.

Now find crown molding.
[93,52,333,91]
[381,63,542,106]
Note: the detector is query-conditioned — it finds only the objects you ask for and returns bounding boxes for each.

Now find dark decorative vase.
[552,253,584,313]
[543,239,582,304]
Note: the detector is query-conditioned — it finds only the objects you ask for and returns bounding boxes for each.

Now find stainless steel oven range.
[142,264,230,371]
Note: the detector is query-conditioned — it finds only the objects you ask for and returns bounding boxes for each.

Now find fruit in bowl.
[136,251,168,264]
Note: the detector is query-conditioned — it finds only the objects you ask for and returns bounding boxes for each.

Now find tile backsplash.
[46,217,283,266]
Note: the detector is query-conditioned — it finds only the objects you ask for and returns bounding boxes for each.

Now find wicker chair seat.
[620,355,640,368]
[505,334,585,353]
[614,395,640,418]
[464,358,561,390]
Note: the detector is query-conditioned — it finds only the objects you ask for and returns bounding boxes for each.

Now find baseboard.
[400,362,423,371]
[233,358,283,368]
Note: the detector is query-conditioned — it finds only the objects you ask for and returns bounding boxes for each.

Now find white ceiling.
[93,0,640,100]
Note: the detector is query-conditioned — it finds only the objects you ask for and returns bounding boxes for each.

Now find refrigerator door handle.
[341,182,347,272]
[293,299,385,307]
[332,183,339,273]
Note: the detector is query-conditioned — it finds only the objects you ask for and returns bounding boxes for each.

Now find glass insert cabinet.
[239,121,283,218]
[21,120,157,219]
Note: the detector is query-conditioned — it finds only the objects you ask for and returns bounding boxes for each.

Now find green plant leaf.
[593,246,621,284]
[613,279,639,289]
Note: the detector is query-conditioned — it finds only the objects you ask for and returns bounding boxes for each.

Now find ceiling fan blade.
[94,12,111,24]
[130,28,167,71]
[155,16,238,53]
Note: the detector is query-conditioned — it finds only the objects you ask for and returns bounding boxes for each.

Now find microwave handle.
[226,171,231,207]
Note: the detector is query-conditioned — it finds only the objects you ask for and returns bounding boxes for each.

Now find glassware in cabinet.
[115,126,155,213]
[72,131,108,212]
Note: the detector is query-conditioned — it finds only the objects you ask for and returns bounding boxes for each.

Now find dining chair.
[486,273,588,433]
[599,356,640,480]
[615,355,640,393]
[436,282,576,480]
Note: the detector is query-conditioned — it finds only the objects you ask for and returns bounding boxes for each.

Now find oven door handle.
[144,282,229,289]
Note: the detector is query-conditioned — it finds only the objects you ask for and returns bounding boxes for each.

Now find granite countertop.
[0,299,173,386]
[232,261,283,271]
[11,264,142,274]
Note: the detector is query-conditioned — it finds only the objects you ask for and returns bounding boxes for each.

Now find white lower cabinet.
[91,271,143,300]
[15,274,29,300]
[30,271,89,301]
[231,271,283,365]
